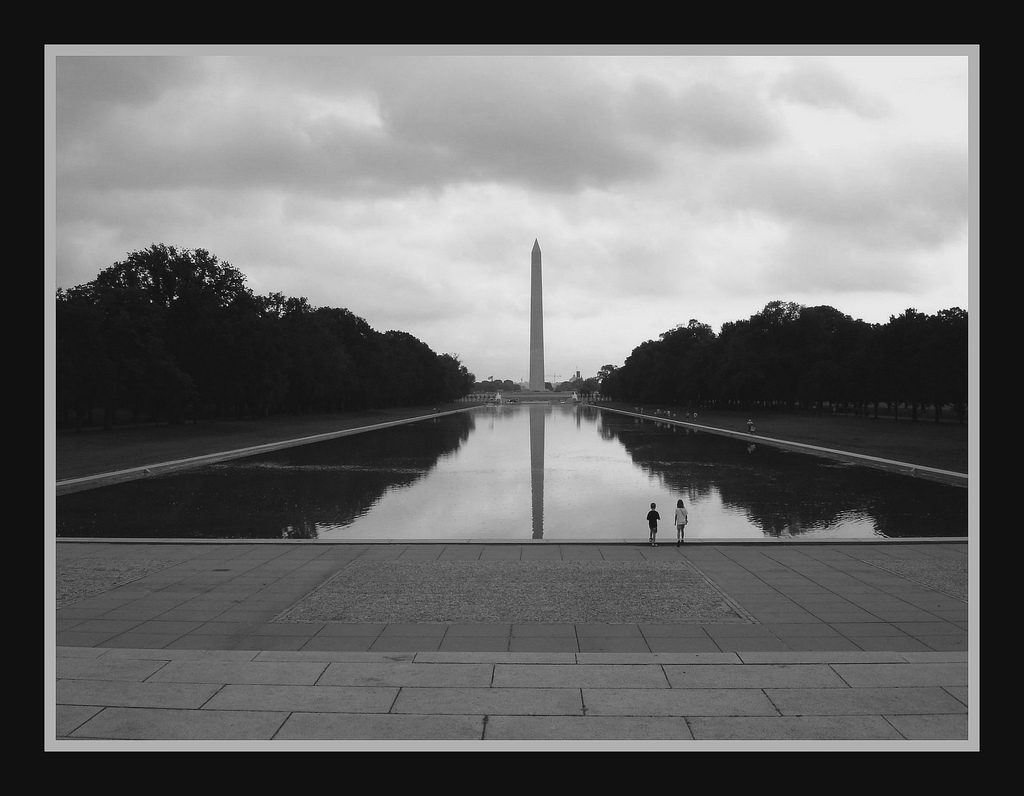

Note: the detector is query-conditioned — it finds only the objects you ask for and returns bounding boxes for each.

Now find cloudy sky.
[48,45,976,385]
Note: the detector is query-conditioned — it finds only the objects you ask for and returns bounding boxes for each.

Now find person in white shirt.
[674,499,689,545]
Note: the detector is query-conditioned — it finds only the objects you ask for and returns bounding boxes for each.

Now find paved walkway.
[50,539,974,748]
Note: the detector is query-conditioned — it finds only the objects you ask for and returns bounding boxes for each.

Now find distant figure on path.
[647,502,660,546]
[746,418,755,432]
[674,499,688,545]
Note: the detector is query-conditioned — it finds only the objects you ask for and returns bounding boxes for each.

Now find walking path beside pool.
[50,538,975,748]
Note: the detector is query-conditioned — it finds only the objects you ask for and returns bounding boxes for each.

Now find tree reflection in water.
[596,412,967,538]
[56,412,475,539]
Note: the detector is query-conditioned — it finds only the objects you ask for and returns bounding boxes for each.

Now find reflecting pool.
[56,404,968,541]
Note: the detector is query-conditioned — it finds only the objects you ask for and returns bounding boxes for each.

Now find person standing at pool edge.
[647,502,660,546]
[674,499,688,545]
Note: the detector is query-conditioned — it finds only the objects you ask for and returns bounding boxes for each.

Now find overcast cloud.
[49,46,974,385]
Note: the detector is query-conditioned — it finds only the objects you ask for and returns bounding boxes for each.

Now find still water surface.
[56,404,968,541]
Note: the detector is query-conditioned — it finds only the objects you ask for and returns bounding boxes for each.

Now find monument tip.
[533,238,541,252]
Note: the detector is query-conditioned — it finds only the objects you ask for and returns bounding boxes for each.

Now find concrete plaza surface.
[50,538,975,748]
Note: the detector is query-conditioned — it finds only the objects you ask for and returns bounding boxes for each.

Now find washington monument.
[529,239,545,391]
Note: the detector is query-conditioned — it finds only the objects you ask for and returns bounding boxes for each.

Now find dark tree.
[55,244,475,429]
[599,300,967,423]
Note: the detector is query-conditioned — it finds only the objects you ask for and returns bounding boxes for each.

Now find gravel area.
[275,559,751,624]
[56,558,178,608]
[855,555,968,601]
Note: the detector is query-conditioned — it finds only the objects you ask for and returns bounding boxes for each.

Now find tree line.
[471,377,603,394]
[599,300,967,422]
[472,378,523,393]
[56,244,476,429]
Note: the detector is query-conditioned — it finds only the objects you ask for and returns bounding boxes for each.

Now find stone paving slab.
[509,623,577,637]
[832,622,914,637]
[687,716,906,741]
[765,686,968,716]
[199,635,309,651]
[60,631,134,647]
[575,652,742,665]
[318,662,494,688]
[911,636,968,651]
[883,714,970,740]
[445,623,514,636]
[101,647,262,662]
[507,637,579,652]
[901,651,968,663]
[253,650,415,663]
[709,636,792,652]
[638,623,717,637]
[302,637,384,652]
[772,637,862,652]
[439,636,511,652]
[56,705,104,738]
[831,662,968,687]
[758,623,847,638]
[371,636,443,652]
[415,652,578,664]
[578,637,655,652]
[662,664,848,689]
[101,632,194,649]
[146,660,328,686]
[582,688,778,717]
[57,657,169,682]
[58,679,222,709]
[276,713,486,741]
[313,623,388,637]
[391,687,585,716]
[575,623,647,637]
[203,684,398,713]
[484,716,696,741]
[895,621,965,635]
[492,663,669,688]
[846,637,932,652]
[736,651,916,664]
[374,623,449,636]
[646,637,723,652]
[67,707,289,740]
[56,646,112,659]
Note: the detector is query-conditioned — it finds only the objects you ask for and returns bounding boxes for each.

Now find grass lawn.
[604,403,968,474]
[54,403,480,481]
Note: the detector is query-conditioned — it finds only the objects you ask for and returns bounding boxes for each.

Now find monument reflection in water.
[56,404,968,540]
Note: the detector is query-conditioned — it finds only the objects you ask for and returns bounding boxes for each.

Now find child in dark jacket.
[647,502,660,546]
